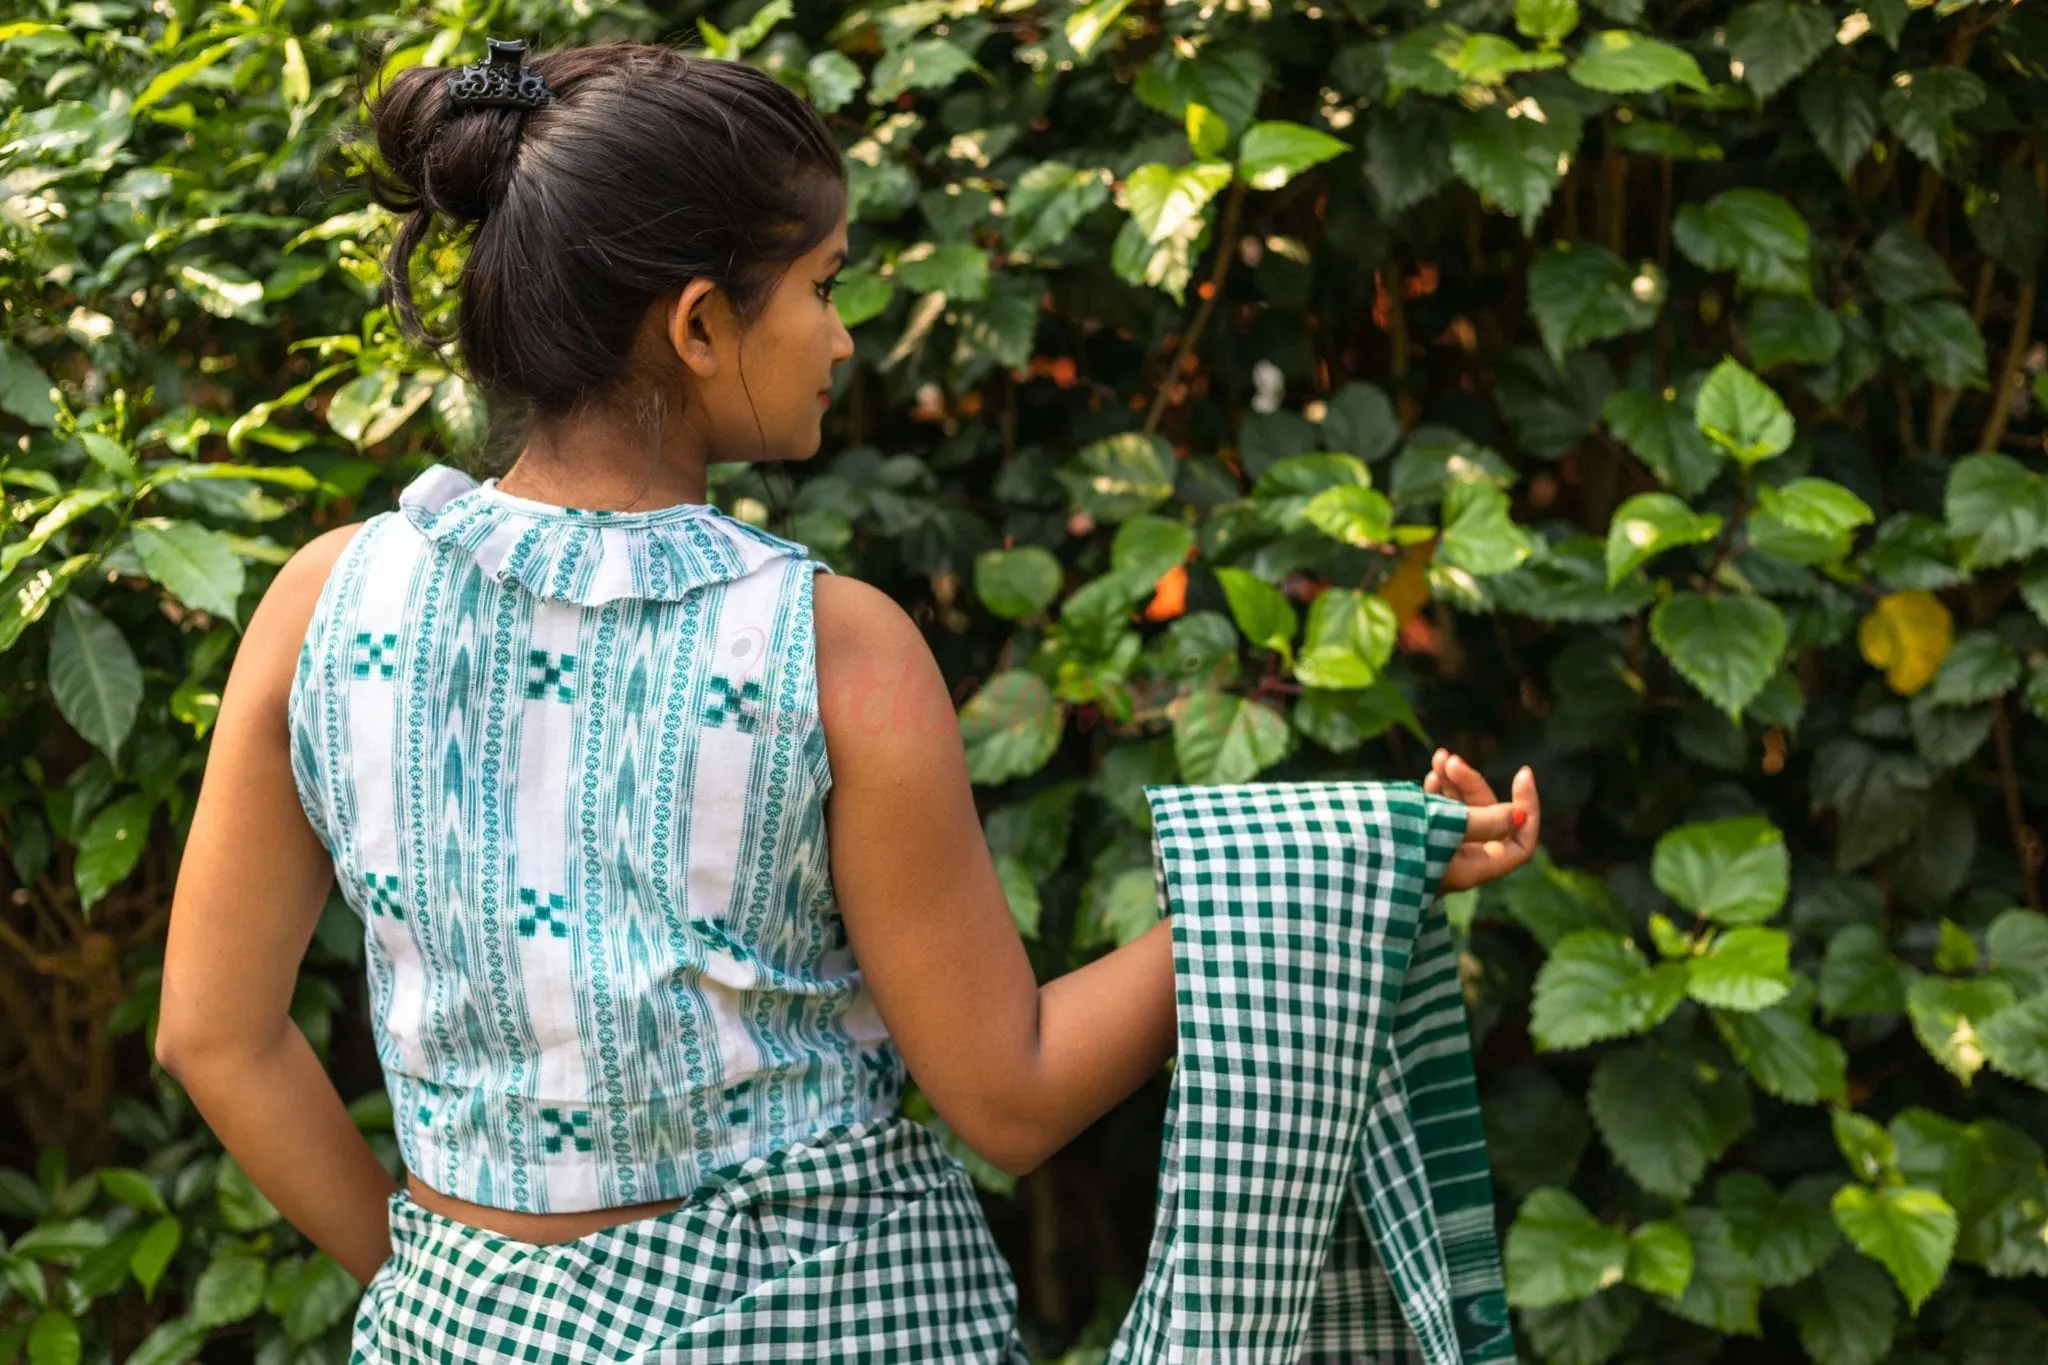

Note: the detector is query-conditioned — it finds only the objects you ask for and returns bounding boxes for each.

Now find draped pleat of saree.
[351,780,1513,1363]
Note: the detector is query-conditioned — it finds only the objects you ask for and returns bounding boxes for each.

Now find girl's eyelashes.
[816,271,842,303]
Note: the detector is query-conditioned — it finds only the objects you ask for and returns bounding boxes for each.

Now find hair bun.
[364,58,535,226]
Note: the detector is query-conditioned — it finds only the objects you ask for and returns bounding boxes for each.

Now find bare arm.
[815,575,1528,1177]
[156,522,397,1285]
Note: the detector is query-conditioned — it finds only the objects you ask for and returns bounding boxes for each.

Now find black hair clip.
[446,38,555,111]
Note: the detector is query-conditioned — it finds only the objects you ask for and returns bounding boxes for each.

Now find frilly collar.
[396,462,831,606]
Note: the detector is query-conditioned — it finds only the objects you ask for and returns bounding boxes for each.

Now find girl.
[157,38,1540,1361]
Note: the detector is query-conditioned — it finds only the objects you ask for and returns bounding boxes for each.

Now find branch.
[1144,178,1249,437]
[1992,698,2043,912]
[1976,159,2046,455]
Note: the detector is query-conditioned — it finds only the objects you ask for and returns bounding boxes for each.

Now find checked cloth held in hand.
[350,779,1511,1362]
[1108,779,1515,1364]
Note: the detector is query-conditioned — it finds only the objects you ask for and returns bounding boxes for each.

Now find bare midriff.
[405,1172,686,1244]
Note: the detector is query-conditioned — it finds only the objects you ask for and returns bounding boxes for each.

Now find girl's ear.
[665,278,722,380]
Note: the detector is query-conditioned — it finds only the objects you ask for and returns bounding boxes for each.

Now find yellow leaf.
[1379,541,1434,627]
[1858,590,1954,695]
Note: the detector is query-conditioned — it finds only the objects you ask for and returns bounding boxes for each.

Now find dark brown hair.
[360,41,846,421]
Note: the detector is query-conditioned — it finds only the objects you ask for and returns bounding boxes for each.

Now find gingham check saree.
[351,780,1513,1363]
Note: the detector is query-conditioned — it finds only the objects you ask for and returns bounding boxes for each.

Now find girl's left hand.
[1425,749,1540,892]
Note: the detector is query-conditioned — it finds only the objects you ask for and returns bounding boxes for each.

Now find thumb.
[1463,801,1522,844]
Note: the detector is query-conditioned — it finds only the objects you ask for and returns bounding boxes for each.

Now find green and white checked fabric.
[350,779,1512,1362]
[351,1114,1035,1363]
[1113,779,1514,1365]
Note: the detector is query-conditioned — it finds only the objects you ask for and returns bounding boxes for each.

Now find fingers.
[1510,764,1541,854]
[1462,800,1520,844]
[1426,748,1499,806]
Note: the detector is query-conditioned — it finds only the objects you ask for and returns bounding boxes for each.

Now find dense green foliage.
[4,0,2048,1359]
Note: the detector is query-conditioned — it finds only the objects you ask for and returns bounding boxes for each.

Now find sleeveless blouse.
[286,462,903,1214]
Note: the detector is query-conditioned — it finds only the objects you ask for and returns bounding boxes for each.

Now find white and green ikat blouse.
[287,462,904,1216]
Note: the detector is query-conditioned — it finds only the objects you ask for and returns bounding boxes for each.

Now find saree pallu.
[351,781,1514,1363]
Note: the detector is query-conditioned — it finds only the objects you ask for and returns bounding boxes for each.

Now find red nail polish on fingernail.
[1512,807,1527,830]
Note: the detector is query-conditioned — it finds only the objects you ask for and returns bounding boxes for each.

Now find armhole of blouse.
[286,516,379,857]
[798,557,834,802]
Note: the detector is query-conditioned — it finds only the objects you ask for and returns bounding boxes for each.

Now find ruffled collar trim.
[396,462,830,606]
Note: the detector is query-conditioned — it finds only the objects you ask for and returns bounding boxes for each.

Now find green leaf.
[1530,931,1690,1051]
[803,51,862,113]
[1386,23,1468,98]
[128,1215,181,1300]
[1819,924,1908,1018]
[1979,996,2048,1089]
[1292,678,1424,752]
[1237,120,1348,190]
[121,1317,209,1365]
[1748,477,1874,567]
[1487,537,1658,622]
[1726,1,1835,99]
[191,1248,266,1328]
[1439,481,1536,578]
[1527,243,1664,363]
[0,340,61,427]
[1520,1290,1642,1365]
[1693,357,1794,465]
[1303,486,1394,549]
[26,1313,79,1365]
[1863,224,1960,304]
[1718,1172,1842,1288]
[1782,1247,1900,1365]
[74,791,153,915]
[1589,1043,1752,1200]
[1986,908,2048,994]
[1295,587,1397,689]
[1187,103,1230,159]
[1505,1186,1630,1308]
[1690,927,1793,1011]
[1253,453,1373,531]
[1653,817,1788,926]
[1604,493,1721,587]
[868,38,977,103]
[1944,453,2048,570]
[1602,386,1723,497]
[1366,101,1456,215]
[1172,686,1289,785]
[1517,0,1582,44]
[1318,382,1402,464]
[171,261,265,322]
[1666,1207,1760,1336]
[974,547,1063,620]
[1448,33,1567,85]
[1569,30,1707,94]
[2021,561,2048,628]
[1714,988,1849,1103]
[216,1155,280,1232]
[1122,160,1234,245]
[1831,1184,1956,1313]
[1498,849,1630,947]
[1880,66,1986,172]
[1968,159,2047,279]
[895,241,989,300]
[132,519,246,622]
[1744,294,1842,371]
[1800,71,1881,179]
[1651,592,1787,719]
[960,672,1064,785]
[1007,162,1112,255]
[48,597,142,764]
[1835,1109,1900,1184]
[1213,567,1298,661]
[1111,515,1197,583]
[1625,1220,1693,1298]
[264,1252,359,1344]
[1134,43,1268,133]
[1810,738,1937,870]
[1056,432,1179,523]
[1882,299,1987,389]
[1673,190,1811,295]
[1449,105,1578,232]
[1928,631,2019,707]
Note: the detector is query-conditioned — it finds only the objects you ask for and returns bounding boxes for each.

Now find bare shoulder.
[232,521,372,695]
[809,570,954,762]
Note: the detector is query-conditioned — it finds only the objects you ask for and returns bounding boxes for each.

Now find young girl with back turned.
[157,37,1540,1362]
